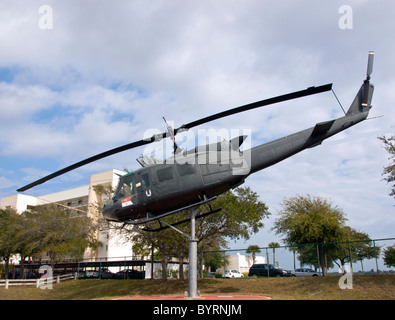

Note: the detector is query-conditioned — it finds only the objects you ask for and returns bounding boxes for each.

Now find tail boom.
[245,52,375,176]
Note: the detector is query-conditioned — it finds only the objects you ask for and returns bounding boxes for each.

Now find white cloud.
[0,176,17,189]
[0,0,394,246]
[0,82,56,123]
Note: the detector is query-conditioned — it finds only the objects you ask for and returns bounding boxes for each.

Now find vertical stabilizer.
[346,51,374,116]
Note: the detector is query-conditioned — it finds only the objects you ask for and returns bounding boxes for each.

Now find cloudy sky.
[1,1,394,252]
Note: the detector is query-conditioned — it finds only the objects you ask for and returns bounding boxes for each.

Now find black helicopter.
[18,52,375,228]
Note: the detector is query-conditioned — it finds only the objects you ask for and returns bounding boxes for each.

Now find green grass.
[0,275,394,300]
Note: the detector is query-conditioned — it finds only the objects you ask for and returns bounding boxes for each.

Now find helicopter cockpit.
[113,171,151,200]
[115,174,134,199]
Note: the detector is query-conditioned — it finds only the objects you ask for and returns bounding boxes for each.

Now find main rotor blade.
[16,136,161,192]
[175,83,332,132]
[17,83,332,192]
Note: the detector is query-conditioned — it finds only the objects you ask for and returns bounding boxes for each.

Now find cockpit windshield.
[118,180,133,198]
[113,171,151,200]
[113,172,134,199]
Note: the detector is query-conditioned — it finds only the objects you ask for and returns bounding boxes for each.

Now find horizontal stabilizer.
[311,120,335,137]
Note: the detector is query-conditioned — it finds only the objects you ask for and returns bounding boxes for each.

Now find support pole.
[188,208,198,298]
[156,207,200,298]
[151,242,154,280]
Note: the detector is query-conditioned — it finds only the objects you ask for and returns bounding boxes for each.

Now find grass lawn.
[0,275,394,300]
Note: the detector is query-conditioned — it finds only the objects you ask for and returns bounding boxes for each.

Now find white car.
[223,270,244,278]
[85,270,99,278]
[290,268,321,277]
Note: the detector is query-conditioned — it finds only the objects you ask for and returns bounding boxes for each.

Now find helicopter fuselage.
[102,138,247,222]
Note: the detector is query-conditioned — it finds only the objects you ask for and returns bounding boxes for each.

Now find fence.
[203,237,395,276]
[75,237,395,279]
[4,238,392,283]
[0,273,76,289]
[77,256,186,280]
[75,238,395,279]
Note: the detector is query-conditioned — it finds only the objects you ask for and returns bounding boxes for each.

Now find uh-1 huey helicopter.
[18,52,375,230]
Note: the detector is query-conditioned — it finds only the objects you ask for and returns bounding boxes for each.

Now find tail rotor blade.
[362,51,375,107]
[367,51,374,79]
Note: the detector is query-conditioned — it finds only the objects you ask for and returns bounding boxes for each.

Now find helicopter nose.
[102,200,114,218]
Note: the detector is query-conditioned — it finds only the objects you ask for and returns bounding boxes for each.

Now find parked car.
[85,270,99,278]
[290,268,320,277]
[85,268,114,279]
[98,268,115,279]
[7,270,37,279]
[248,264,290,277]
[114,269,145,279]
[223,270,244,278]
[205,272,216,278]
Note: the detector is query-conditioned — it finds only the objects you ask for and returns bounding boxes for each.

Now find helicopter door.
[134,171,152,204]
[155,165,179,198]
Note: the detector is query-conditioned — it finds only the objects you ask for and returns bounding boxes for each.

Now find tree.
[24,204,101,267]
[320,227,380,272]
[0,208,23,279]
[378,135,395,200]
[202,244,226,273]
[344,229,380,272]
[187,186,269,277]
[127,221,181,282]
[383,245,395,268]
[196,187,270,242]
[268,242,280,266]
[294,244,322,270]
[272,194,347,276]
[246,245,261,265]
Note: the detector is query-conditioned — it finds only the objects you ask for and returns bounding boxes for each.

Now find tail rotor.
[366,51,374,80]
[362,51,375,108]
[345,51,375,115]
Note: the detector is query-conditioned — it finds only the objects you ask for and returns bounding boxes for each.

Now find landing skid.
[143,207,222,232]
[121,195,218,228]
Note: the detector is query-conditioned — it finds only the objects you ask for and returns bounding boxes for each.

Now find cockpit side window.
[142,173,150,188]
[157,167,173,182]
[177,163,196,176]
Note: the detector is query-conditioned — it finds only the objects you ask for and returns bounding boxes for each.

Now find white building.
[0,169,134,261]
[225,253,266,274]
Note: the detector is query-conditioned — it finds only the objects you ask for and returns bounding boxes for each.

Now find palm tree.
[268,242,280,266]
[246,245,261,265]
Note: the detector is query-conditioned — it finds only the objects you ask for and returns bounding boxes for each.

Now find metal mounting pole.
[188,208,198,298]
[157,208,199,298]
